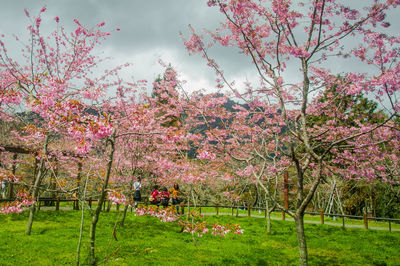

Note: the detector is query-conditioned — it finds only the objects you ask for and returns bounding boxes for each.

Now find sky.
[0,0,252,94]
[0,1,400,101]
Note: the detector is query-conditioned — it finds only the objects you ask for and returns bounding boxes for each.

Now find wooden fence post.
[247,204,251,217]
[216,204,219,215]
[56,197,60,211]
[89,197,92,208]
[231,206,234,216]
[320,210,324,225]
[389,220,392,232]
[363,213,368,229]
[282,211,285,221]
[342,216,345,229]
[199,207,202,214]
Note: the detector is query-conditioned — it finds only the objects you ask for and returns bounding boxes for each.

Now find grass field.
[0,209,399,265]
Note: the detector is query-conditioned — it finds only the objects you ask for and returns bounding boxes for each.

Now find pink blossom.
[73,18,82,27]
[24,8,30,17]
[35,17,42,28]
[197,150,216,160]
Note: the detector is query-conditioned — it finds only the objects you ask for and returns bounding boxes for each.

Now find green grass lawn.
[0,210,399,265]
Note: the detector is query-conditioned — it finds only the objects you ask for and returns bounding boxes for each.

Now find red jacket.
[151,190,160,203]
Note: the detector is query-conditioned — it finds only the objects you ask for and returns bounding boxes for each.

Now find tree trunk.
[76,171,89,266]
[106,200,112,212]
[89,213,99,265]
[74,160,83,210]
[8,153,18,199]
[120,204,129,227]
[89,132,116,265]
[265,197,271,235]
[294,213,308,266]
[120,179,134,227]
[25,135,49,235]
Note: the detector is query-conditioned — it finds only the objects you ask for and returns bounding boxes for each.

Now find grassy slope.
[0,210,399,265]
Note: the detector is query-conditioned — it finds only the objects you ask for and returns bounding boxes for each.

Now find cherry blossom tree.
[85,67,198,264]
[0,7,122,238]
[183,0,400,264]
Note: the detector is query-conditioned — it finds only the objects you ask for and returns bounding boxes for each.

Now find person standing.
[133,178,142,209]
[169,184,180,213]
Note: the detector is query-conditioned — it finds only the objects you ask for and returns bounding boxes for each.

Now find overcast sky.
[0,0,254,94]
[1,1,400,99]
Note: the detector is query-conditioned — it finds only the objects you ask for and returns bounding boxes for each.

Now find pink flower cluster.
[179,211,244,238]
[21,198,35,207]
[108,192,127,205]
[136,206,179,223]
[211,223,243,236]
[197,150,216,160]
[0,190,35,214]
[179,220,209,237]
[0,169,20,183]
[0,202,23,214]
[223,191,241,202]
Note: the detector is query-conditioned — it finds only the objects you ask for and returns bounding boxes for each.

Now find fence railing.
[178,204,400,232]
[2,198,399,232]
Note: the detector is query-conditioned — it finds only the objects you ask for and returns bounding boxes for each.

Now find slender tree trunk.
[120,204,129,227]
[89,132,116,265]
[30,153,39,193]
[265,196,271,235]
[76,171,90,266]
[294,213,308,266]
[74,160,83,210]
[266,210,271,235]
[120,179,134,227]
[25,135,49,235]
[106,200,112,212]
[49,158,58,207]
[8,153,18,199]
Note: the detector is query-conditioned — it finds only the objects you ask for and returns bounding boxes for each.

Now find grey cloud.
[3,1,397,94]
[0,0,252,90]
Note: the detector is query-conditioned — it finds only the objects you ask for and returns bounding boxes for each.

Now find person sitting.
[160,187,170,208]
[240,200,247,210]
[150,186,160,205]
